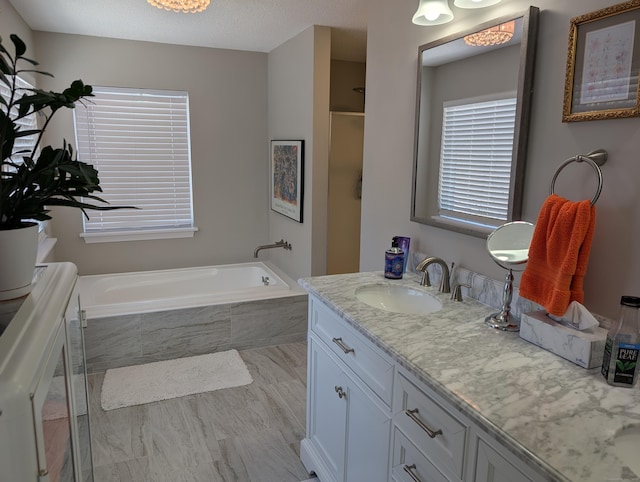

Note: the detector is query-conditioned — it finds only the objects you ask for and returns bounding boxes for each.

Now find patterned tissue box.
[519,310,608,369]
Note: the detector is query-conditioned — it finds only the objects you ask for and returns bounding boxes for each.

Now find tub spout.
[253,239,292,258]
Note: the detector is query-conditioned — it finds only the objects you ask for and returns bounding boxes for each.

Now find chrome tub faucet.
[253,239,292,258]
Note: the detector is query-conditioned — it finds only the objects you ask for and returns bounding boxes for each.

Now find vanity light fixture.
[147,0,210,13]
[412,0,454,26]
[464,20,515,46]
[454,0,501,8]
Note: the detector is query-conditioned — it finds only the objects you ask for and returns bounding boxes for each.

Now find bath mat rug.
[101,349,253,411]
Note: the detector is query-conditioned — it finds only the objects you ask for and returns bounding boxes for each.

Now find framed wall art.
[563,0,640,122]
[270,140,304,223]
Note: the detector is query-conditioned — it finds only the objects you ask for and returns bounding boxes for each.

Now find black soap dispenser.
[384,237,405,279]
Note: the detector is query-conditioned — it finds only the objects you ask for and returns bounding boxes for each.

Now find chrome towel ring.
[549,149,607,206]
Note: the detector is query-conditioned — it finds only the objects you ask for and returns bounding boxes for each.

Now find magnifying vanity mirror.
[485,221,535,331]
[411,7,539,238]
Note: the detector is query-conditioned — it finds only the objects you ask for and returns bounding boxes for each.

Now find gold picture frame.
[563,0,640,122]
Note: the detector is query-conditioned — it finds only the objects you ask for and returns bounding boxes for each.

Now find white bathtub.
[79,261,304,319]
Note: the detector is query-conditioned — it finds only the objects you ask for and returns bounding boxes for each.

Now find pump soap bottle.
[384,237,405,280]
[601,296,640,388]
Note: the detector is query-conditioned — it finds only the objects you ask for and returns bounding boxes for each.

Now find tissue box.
[519,310,608,369]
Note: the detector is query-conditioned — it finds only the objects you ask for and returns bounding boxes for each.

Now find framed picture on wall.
[270,140,304,223]
[563,0,640,122]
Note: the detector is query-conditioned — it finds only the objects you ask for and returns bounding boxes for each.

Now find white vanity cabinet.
[302,293,551,482]
[302,296,393,482]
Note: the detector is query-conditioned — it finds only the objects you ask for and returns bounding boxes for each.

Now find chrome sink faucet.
[415,257,451,293]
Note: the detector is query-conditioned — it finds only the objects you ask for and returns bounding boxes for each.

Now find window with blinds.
[73,86,196,242]
[438,94,516,229]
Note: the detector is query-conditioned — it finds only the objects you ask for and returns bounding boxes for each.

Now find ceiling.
[9,0,369,62]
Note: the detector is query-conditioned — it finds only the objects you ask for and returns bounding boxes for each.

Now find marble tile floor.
[88,342,315,482]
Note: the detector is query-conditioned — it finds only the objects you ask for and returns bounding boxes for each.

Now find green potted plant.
[0,34,124,300]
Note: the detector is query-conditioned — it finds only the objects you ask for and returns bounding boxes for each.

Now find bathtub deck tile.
[85,314,144,373]
[141,305,231,330]
[141,305,232,361]
[230,296,307,347]
[90,342,310,482]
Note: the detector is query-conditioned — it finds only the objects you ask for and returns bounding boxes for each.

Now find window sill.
[80,227,198,244]
[426,215,496,238]
[37,237,57,263]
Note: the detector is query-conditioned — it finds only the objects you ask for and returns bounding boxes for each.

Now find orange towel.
[519,194,596,316]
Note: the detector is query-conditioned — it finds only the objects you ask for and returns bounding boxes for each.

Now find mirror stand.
[485,269,519,331]
[484,220,535,333]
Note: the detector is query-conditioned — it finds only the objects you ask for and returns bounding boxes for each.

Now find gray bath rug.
[100,349,253,411]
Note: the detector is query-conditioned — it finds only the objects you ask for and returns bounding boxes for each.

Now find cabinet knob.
[403,463,422,482]
[404,408,443,439]
[334,385,347,399]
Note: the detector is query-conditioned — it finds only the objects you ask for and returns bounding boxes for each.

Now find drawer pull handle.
[405,408,443,439]
[334,385,347,399]
[403,464,422,482]
[332,337,355,354]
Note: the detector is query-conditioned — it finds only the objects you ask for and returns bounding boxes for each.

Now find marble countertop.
[299,271,640,482]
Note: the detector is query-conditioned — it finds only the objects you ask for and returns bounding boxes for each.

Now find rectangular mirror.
[411,6,539,238]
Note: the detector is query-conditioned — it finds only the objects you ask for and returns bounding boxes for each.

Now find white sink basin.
[355,284,442,315]
[613,425,640,475]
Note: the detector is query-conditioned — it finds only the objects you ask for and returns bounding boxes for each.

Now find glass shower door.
[66,293,94,482]
[40,344,76,482]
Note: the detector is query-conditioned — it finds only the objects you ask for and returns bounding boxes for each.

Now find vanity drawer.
[393,371,468,481]
[392,428,448,482]
[309,296,394,406]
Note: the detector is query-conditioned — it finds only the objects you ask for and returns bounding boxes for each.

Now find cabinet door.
[308,337,348,481]
[345,378,391,482]
[474,438,537,482]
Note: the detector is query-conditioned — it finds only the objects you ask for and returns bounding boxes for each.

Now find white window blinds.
[74,86,194,238]
[438,95,516,227]
[1,76,38,165]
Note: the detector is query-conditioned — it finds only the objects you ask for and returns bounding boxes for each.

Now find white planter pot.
[0,223,39,301]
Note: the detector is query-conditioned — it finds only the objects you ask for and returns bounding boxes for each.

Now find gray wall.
[267,26,331,280]
[361,0,640,319]
[0,1,34,82]
[31,32,268,275]
[1,5,330,281]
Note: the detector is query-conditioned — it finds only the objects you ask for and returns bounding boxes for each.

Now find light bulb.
[412,0,454,26]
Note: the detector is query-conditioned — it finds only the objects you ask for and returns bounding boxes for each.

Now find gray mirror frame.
[410,6,540,238]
